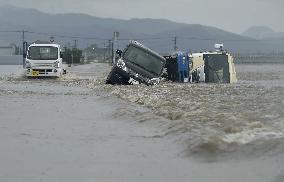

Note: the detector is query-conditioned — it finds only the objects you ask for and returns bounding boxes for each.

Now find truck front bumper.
[26,68,62,77]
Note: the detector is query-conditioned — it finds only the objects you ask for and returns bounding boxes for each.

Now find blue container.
[176,52,189,82]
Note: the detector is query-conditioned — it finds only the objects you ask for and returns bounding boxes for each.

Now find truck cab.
[106,41,166,85]
[25,43,65,77]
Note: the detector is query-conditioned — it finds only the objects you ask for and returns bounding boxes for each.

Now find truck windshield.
[29,46,58,60]
[123,45,164,75]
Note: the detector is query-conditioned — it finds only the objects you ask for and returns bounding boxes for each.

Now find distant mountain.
[242,26,284,39]
[0,5,283,53]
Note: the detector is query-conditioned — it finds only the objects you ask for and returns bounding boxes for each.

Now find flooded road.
[98,64,284,159]
[0,63,284,182]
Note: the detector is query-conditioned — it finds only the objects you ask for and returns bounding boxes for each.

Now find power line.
[0,30,110,40]
[0,30,260,42]
[0,30,22,33]
[117,37,172,41]
[26,31,110,40]
[178,36,259,42]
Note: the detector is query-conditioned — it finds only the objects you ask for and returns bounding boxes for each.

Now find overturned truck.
[189,51,237,83]
[106,41,166,85]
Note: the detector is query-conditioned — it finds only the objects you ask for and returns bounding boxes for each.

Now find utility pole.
[74,39,77,49]
[112,31,119,65]
[22,30,26,68]
[173,36,178,52]
[108,39,112,62]
[103,42,106,62]
[71,40,77,66]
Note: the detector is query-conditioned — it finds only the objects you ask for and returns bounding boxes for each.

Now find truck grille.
[32,69,53,74]
[33,63,53,67]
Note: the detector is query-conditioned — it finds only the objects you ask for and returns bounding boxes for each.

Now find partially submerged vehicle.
[25,43,66,78]
[164,51,190,82]
[106,41,166,85]
[189,49,237,83]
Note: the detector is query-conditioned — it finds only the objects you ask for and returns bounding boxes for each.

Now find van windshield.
[29,46,58,60]
[123,45,164,75]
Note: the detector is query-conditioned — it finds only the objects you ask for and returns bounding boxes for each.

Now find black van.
[106,41,166,85]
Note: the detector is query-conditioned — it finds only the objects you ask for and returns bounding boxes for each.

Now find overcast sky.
[0,0,283,33]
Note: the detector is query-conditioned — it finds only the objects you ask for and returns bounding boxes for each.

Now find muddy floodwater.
[101,64,284,158]
[0,63,284,182]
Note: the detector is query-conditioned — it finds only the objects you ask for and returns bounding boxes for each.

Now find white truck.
[25,43,65,77]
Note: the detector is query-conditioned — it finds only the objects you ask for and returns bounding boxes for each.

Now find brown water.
[1,64,284,159]
[83,64,284,159]
[1,63,284,182]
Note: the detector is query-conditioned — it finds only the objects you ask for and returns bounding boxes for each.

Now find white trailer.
[189,51,237,83]
[25,43,65,77]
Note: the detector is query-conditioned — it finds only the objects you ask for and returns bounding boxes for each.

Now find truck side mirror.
[27,50,30,59]
[116,49,122,58]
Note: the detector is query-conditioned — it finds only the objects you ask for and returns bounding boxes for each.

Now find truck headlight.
[25,60,31,68]
[116,59,126,70]
[53,61,60,68]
